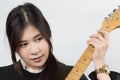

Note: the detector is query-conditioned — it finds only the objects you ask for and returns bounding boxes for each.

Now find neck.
[20,59,44,73]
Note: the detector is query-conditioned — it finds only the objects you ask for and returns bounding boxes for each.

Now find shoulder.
[0,64,15,73]
[0,64,14,69]
[110,71,120,80]
[0,64,16,79]
[89,71,120,80]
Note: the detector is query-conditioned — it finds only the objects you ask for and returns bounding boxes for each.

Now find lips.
[32,55,43,62]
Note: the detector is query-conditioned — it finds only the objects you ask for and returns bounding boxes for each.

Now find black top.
[89,71,120,80]
[0,62,120,80]
[0,62,87,80]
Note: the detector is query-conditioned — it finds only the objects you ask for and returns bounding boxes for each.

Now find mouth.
[31,55,43,62]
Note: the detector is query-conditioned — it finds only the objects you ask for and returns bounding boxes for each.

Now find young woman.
[0,2,119,80]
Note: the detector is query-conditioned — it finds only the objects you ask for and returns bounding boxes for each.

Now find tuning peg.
[108,13,112,17]
[113,9,116,12]
[104,17,108,21]
[118,5,120,8]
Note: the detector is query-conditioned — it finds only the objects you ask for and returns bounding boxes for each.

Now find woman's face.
[17,25,49,70]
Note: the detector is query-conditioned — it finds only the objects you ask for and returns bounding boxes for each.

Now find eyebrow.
[19,33,41,43]
[33,33,41,39]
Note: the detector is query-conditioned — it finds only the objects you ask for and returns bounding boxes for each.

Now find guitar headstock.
[101,6,120,32]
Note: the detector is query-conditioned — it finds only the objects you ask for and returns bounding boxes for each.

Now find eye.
[19,43,28,48]
[35,37,43,42]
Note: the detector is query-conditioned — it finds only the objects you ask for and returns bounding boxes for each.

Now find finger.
[87,38,101,48]
[90,33,104,41]
[97,30,109,41]
[90,33,109,46]
[88,36,109,50]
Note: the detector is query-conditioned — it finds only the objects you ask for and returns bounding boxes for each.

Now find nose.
[30,43,40,55]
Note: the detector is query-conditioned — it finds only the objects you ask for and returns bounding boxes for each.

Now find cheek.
[18,49,29,59]
[40,40,50,55]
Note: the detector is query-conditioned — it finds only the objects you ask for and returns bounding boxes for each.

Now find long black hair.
[6,3,66,80]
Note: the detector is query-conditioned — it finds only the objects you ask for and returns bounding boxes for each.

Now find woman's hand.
[87,30,111,80]
[87,30,110,68]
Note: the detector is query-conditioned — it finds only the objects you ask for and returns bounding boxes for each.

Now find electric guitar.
[65,6,120,80]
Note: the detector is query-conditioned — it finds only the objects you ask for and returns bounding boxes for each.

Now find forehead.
[20,25,40,40]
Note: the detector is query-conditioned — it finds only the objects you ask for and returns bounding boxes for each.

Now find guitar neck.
[65,6,120,80]
[65,45,94,80]
[65,27,107,80]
